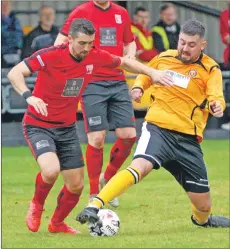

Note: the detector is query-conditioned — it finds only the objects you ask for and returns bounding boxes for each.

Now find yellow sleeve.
[206,66,226,114]
[132,56,159,91]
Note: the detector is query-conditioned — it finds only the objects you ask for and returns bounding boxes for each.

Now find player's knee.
[67,179,84,194]
[88,132,105,148]
[116,127,136,139]
[42,168,59,183]
[195,200,212,212]
[130,158,153,179]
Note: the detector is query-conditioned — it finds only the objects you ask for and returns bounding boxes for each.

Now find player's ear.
[201,40,207,51]
[67,35,73,44]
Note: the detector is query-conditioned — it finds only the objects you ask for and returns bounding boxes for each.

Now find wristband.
[22,91,32,100]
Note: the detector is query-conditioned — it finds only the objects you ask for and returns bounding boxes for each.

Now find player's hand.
[150,69,173,87]
[131,88,143,103]
[26,96,48,116]
[210,101,223,117]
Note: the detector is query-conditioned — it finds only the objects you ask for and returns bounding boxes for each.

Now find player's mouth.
[182,52,190,57]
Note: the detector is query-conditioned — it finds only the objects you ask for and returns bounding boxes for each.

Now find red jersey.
[23,43,121,128]
[61,1,134,81]
[219,9,230,65]
[220,9,229,45]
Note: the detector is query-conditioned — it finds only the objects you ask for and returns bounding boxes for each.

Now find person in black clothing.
[1,0,23,67]
[152,3,180,52]
[22,6,59,58]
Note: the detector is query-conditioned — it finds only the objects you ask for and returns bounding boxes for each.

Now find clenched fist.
[210,101,223,118]
[131,88,143,103]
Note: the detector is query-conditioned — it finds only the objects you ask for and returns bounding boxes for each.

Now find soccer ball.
[88,209,120,237]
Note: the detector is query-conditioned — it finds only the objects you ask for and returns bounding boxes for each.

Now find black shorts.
[23,123,84,170]
[134,122,210,193]
[81,80,135,132]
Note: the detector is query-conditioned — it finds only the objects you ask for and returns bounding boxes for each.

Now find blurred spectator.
[1,0,23,68]
[219,1,230,68]
[22,6,59,58]
[131,7,158,62]
[152,3,180,52]
[220,0,230,131]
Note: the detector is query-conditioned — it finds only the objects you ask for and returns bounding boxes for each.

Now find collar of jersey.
[175,52,206,70]
[69,52,83,63]
[93,2,112,12]
[192,52,203,64]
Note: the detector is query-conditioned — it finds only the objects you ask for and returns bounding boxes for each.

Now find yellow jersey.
[133,50,226,139]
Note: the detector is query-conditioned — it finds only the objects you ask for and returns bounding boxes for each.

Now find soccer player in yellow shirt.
[76,19,230,228]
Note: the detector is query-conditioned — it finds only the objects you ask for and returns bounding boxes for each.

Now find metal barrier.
[1,70,230,114]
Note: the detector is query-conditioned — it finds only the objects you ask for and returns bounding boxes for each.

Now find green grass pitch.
[2,140,229,248]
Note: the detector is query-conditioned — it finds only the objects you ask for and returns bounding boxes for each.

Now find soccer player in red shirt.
[7,18,173,234]
[55,1,138,207]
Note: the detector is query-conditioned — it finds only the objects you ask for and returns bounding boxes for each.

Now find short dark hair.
[181,19,205,38]
[134,6,147,15]
[160,3,176,13]
[69,18,96,38]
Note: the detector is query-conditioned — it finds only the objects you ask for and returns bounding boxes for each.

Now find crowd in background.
[1,1,58,67]
[2,0,229,69]
[1,0,230,129]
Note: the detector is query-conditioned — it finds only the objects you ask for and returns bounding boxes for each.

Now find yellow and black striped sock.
[191,204,212,224]
[91,166,141,208]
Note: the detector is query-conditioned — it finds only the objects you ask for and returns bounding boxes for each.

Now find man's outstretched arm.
[119,57,173,87]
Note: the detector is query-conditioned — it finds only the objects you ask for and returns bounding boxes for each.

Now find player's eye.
[79,42,86,45]
[189,44,196,48]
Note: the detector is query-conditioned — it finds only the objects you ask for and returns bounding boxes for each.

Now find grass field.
[2,140,230,248]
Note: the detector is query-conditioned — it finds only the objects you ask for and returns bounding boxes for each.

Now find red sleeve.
[98,49,121,68]
[138,49,158,62]
[60,7,84,36]
[220,10,229,44]
[23,47,58,72]
[123,10,134,44]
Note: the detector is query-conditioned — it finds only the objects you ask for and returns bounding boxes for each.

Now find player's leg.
[188,192,229,227]
[76,123,173,224]
[81,82,109,199]
[87,130,106,198]
[163,160,213,225]
[171,134,230,227]
[77,157,153,224]
[23,124,59,232]
[48,124,84,234]
[48,169,83,234]
[100,81,136,207]
[102,127,136,183]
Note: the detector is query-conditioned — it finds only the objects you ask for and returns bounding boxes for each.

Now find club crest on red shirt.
[86,64,93,74]
[115,14,122,24]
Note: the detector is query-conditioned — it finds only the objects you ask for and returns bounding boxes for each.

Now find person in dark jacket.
[1,0,23,67]
[22,6,59,58]
[152,3,180,52]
